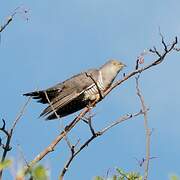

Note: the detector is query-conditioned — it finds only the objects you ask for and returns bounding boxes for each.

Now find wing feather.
[40,91,82,118]
[24,69,100,119]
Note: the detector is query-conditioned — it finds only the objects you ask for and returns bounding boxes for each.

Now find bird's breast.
[84,80,105,101]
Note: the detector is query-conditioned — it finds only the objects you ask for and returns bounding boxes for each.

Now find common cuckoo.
[24,60,126,120]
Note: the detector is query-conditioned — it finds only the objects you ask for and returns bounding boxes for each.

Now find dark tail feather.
[39,108,61,120]
[23,91,40,97]
[46,113,59,120]
[23,91,48,104]
[39,105,52,117]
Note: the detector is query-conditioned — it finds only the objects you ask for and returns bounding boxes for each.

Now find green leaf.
[113,175,117,180]
[169,174,180,180]
[116,168,125,175]
[116,168,127,178]
[32,165,48,180]
[0,159,12,170]
[94,168,142,180]
[94,176,104,180]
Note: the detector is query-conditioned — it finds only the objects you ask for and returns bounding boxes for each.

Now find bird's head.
[108,59,126,72]
[99,59,126,87]
[101,59,126,74]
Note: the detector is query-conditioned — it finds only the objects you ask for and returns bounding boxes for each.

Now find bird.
[23,59,126,120]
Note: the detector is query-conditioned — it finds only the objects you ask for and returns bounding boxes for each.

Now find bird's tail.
[23,91,48,104]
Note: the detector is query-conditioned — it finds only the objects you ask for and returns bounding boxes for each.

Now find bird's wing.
[38,69,99,118]
[39,90,82,117]
[24,69,99,104]
[23,88,63,104]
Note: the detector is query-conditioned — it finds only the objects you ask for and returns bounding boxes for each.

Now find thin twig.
[136,76,150,180]
[44,91,60,119]
[17,143,29,167]
[0,97,31,179]
[0,16,13,33]
[173,47,180,51]
[100,111,144,134]
[149,47,162,58]
[0,119,9,137]
[87,117,96,136]
[0,6,28,33]
[158,28,168,52]
[59,110,144,179]
[104,36,178,97]
[12,97,31,130]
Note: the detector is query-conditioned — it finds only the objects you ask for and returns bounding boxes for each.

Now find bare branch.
[100,111,144,134]
[17,143,29,168]
[44,91,60,119]
[59,110,144,179]
[64,135,73,150]
[87,117,96,136]
[135,76,150,180]
[59,138,80,180]
[24,101,97,174]
[82,113,96,135]
[104,36,178,98]
[173,47,180,51]
[149,46,162,57]
[0,97,31,179]
[158,28,168,52]
[0,119,10,137]
[12,97,31,131]
[0,16,13,33]
[0,6,29,33]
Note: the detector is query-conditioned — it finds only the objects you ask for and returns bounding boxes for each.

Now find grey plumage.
[24,59,126,120]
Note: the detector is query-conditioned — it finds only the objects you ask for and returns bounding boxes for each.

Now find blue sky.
[1,0,180,179]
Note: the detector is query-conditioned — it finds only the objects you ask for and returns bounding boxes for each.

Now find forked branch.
[59,110,144,180]
[0,6,29,33]
[136,76,150,180]
[24,36,178,175]
[0,97,31,179]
